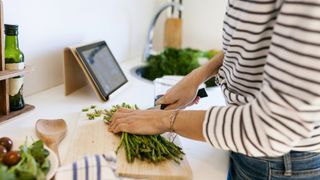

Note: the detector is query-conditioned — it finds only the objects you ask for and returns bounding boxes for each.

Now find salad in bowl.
[0,136,58,180]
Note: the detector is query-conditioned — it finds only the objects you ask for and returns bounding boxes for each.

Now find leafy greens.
[0,140,50,180]
[142,48,220,87]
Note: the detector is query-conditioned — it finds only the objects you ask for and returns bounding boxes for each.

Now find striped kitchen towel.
[55,153,131,180]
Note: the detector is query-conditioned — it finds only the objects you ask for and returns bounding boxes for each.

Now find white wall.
[3,0,157,96]
[153,0,227,51]
[2,0,227,96]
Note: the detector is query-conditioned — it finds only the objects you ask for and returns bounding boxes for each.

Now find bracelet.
[169,110,180,133]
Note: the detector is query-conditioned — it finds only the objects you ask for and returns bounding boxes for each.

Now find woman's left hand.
[108,108,171,135]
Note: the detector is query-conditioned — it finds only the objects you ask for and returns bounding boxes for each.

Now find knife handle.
[160,104,169,110]
[197,88,208,98]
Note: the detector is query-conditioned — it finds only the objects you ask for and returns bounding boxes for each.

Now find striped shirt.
[203,0,320,157]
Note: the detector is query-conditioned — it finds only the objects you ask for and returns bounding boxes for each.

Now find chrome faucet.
[143,2,183,62]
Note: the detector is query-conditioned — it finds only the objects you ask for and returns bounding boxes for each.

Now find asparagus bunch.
[84,103,184,164]
[103,103,138,124]
[116,132,184,164]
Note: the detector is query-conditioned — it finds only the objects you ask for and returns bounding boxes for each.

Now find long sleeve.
[204,0,320,157]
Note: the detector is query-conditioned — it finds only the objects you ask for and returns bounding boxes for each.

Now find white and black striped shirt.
[203,0,320,157]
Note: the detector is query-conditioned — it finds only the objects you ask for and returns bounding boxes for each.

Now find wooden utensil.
[164,0,183,49]
[35,119,67,165]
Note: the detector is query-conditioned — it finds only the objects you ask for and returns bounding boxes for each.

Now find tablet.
[75,41,127,100]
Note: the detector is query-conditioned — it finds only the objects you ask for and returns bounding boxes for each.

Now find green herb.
[142,48,220,87]
[90,105,96,109]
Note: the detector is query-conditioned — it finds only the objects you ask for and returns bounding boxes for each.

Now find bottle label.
[5,63,24,96]
[5,62,25,70]
[9,77,24,96]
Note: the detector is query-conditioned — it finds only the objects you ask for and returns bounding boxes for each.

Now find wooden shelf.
[0,1,35,123]
[0,104,35,124]
[0,66,32,81]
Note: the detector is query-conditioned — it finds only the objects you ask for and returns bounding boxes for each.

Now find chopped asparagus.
[82,108,89,112]
[82,102,184,164]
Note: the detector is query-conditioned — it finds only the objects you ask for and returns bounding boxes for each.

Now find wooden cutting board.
[63,120,119,164]
[64,118,192,179]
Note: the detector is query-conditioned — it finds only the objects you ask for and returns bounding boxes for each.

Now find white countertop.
[0,58,229,180]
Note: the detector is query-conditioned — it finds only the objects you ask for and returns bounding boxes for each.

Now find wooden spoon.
[35,119,67,165]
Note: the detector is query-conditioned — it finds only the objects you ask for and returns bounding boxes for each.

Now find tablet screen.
[76,41,127,98]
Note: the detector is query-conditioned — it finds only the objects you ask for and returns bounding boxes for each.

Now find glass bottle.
[4,24,25,111]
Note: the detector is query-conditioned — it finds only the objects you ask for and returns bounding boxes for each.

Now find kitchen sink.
[130,65,153,84]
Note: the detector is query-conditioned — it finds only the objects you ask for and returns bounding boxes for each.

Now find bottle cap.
[4,24,19,36]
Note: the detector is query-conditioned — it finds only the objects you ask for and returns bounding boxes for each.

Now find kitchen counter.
[0,58,229,180]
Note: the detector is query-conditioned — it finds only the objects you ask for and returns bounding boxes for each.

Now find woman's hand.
[156,52,224,110]
[156,69,203,110]
[109,108,207,141]
[108,108,172,135]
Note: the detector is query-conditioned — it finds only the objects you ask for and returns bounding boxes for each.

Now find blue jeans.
[228,151,320,180]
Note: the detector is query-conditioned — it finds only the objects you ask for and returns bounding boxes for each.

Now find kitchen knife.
[149,88,208,110]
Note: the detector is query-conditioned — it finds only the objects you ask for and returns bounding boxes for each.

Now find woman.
[109,0,320,179]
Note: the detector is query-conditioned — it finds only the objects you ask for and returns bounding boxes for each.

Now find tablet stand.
[63,44,107,101]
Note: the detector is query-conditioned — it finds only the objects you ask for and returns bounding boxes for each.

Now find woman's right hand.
[156,51,225,110]
[156,69,203,110]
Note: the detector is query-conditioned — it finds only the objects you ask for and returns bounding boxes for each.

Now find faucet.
[143,2,183,62]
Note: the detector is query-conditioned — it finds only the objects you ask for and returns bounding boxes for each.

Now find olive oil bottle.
[4,24,25,111]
